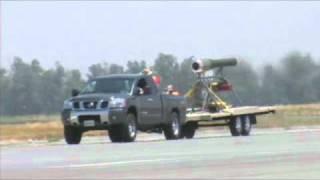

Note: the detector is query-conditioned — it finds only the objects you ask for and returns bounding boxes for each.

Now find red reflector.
[217,83,232,91]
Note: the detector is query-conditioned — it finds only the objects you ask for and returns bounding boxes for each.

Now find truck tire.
[64,126,82,144]
[119,113,138,142]
[241,115,252,136]
[108,125,123,142]
[181,122,197,139]
[229,116,241,136]
[164,112,181,140]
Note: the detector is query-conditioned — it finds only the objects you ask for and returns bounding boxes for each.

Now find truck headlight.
[63,100,73,109]
[109,98,127,108]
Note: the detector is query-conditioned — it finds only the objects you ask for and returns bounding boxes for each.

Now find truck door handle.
[147,98,153,102]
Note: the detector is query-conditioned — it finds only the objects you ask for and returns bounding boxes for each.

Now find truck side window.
[137,78,152,95]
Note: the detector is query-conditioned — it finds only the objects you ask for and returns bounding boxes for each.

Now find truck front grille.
[72,101,108,110]
[73,102,80,109]
[83,101,98,109]
[101,101,108,108]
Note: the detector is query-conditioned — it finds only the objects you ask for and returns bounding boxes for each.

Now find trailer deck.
[186,106,275,122]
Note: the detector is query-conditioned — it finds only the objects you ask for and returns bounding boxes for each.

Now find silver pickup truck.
[61,74,187,144]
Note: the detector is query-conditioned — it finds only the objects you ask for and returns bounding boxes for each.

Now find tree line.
[0,51,319,116]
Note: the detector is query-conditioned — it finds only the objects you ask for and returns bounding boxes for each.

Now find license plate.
[83,120,95,127]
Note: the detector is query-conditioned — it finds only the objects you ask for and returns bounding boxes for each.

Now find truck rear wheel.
[241,115,252,136]
[229,116,241,136]
[64,126,82,144]
[164,112,181,140]
[181,122,197,139]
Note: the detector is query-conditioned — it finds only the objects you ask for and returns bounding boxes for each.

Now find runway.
[1,128,320,179]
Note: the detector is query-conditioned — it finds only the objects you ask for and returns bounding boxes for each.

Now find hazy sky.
[2,1,320,73]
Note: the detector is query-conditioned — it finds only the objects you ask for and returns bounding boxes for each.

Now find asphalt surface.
[1,128,320,179]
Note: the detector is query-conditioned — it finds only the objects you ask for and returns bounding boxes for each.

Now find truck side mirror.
[72,89,80,97]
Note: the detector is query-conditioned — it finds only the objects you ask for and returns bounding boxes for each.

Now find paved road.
[1,129,320,179]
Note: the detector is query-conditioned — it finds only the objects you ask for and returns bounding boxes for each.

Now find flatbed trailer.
[181,106,276,138]
[179,57,277,138]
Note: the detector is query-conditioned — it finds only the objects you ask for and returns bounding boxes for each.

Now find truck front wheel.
[109,113,137,143]
[108,125,123,142]
[64,126,82,144]
[164,112,181,140]
[121,113,137,142]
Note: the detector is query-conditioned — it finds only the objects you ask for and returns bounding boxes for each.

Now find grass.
[256,103,320,128]
[0,114,60,124]
[0,103,319,143]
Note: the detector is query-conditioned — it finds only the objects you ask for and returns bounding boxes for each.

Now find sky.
[1,1,320,73]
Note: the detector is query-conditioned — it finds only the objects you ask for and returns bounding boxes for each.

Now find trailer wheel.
[64,126,82,144]
[181,122,197,139]
[241,115,252,136]
[229,116,241,136]
[164,112,181,140]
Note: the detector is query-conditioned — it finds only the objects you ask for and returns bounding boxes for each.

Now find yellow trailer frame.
[181,106,276,138]
[186,106,275,122]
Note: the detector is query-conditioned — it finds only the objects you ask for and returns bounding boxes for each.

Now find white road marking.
[49,158,180,168]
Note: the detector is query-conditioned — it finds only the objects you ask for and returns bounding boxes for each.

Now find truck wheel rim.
[128,116,136,137]
[172,116,179,136]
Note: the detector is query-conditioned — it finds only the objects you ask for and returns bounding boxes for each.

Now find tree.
[7,57,43,115]
[109,64,124,74]
[153,53,179,89]
[39,62,65,114]
[126,60,146,73]
[0,68,9,115]
[176,57,196,93]
[224,60,260,105]
[63,69,85,99]
[87,62,109,79]
[280,52,318,104]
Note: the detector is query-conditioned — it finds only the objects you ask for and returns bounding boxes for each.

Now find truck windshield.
[80,78,134,94]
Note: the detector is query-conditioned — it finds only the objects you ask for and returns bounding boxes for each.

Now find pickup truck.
[61,74,187,144]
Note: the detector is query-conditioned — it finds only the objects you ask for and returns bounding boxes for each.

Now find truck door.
[135,77,162,126]
[146,76,162,124]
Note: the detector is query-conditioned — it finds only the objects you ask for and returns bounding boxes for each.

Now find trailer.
[180,58,276,138]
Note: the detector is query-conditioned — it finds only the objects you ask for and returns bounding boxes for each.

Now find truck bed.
[186,106,275,122]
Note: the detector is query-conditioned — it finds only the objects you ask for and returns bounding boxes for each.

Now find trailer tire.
[181,123,197,139]
[229,116,241,136]
[64,126,82,144]
[164,112,181,140]
[241,115,252,136]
